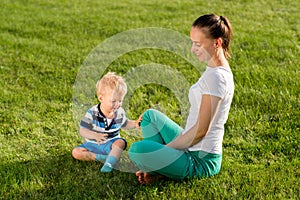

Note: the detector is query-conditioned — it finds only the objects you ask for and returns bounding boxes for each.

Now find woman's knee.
[143,109,159,118]
[129,141,155,159]
[142,109,162,125]
[128,141,144,154]
[129,140,164,155]
[142,109,152,122]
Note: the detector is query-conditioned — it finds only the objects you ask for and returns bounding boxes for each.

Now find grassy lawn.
[0,0,299,199]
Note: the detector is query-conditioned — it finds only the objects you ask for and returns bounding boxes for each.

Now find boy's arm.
[80,127,108,145]
[122,120,139,130]
[122,115,143,130]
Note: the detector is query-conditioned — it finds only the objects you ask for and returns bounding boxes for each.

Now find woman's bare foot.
[135,170,163,184]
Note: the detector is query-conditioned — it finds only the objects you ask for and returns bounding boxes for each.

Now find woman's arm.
[166,94,221,150]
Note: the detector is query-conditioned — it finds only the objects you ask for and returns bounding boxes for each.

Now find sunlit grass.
[0,0,299,199]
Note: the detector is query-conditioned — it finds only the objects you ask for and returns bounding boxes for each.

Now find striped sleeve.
[80,109,93,130]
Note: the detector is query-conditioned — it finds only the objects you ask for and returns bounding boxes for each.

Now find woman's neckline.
[206,65,231,71]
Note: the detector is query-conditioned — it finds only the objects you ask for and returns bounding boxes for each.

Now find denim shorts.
[76,138,127,155]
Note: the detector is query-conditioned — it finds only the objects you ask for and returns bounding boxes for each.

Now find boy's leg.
[72,147,97,161]
[141,109,183,144]
[101,139,126,172]
[129,140,191,180]
[72,143,108,162]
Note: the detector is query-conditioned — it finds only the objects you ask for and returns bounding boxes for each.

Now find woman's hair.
[192,14,233,59]
[96,72,127,97]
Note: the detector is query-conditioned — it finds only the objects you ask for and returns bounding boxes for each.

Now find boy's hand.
[94,133,108,145]
[80,127,108,145]
[135,114,143,128]
[122,114,143,130]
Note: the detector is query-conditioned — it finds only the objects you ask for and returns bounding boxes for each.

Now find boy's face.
[98,89,124,118]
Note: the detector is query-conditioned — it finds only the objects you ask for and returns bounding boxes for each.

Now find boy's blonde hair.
[96,72,127,98]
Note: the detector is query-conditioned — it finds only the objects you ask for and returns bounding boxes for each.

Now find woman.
[129,14,234,184]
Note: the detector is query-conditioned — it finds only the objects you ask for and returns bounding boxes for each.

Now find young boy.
[72,72,140,172]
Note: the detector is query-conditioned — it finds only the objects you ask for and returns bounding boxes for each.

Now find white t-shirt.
[184,66,234,154]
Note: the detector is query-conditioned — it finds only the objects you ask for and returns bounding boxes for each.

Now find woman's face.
[190,27,215,62]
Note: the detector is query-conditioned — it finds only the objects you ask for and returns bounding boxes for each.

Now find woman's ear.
[215,37,223,48]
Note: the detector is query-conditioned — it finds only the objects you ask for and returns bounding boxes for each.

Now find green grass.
[0,0,299,199]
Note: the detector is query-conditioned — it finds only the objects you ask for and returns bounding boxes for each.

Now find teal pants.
[128,109,222,180]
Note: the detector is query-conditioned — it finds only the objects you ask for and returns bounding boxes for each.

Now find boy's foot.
[100,155,117,172]
[100,163,113,172]
[135,170,163,184]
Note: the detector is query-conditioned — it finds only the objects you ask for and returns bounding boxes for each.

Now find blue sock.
[100,156,117,172]
[96,154,108,162]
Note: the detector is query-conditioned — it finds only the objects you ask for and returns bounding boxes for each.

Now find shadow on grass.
[1,153,170,199]
[3,153,299,199]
